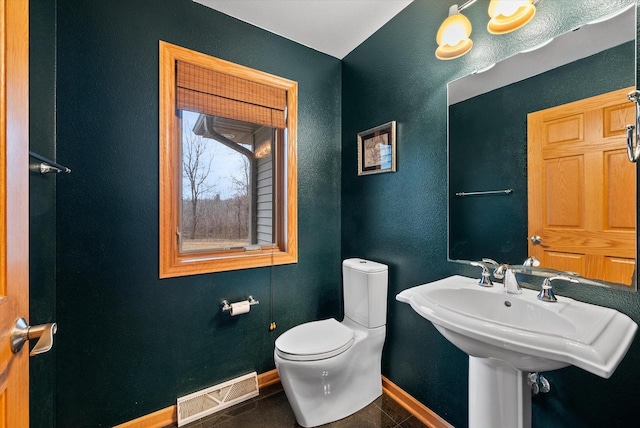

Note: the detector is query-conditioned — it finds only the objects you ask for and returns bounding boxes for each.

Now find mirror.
[447,5,637,290]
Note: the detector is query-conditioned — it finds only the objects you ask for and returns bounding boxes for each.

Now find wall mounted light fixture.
[436,0,539,60]
[487,0,537,34]
[435,2,476,60]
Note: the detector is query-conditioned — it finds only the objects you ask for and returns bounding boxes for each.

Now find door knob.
[10,317,57,356]
[530,235,542,245]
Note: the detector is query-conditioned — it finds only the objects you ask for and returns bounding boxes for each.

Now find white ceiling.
[193,0,415,59]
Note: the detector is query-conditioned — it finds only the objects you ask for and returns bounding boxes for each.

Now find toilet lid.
[275,318,355,361]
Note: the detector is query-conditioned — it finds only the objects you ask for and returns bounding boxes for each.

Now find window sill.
[159,247,297,278]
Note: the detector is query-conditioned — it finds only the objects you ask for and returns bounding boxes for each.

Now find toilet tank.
[342,258,388,328]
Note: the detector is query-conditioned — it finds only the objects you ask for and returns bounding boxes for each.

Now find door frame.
[0,0,31,426]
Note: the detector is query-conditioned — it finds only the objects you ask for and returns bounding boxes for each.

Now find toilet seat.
[275,318,355,361]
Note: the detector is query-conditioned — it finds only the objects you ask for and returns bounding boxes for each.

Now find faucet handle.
[481,258,499,267]
[523,256,540,267]
[482,258,508,279]
[494,263,510,280]
[469,261,493,287]
[537,275,579,302]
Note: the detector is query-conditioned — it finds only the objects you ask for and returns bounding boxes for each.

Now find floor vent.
[177,371,259,426]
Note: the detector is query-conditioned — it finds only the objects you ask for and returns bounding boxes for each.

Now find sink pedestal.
[469,357,531,428]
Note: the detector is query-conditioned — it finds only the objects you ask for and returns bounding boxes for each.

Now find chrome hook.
[625,90,640,162]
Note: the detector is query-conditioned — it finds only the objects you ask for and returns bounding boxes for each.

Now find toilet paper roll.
[230,301,251,316]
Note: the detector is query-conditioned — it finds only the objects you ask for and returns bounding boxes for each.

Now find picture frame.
[357,121,396,176]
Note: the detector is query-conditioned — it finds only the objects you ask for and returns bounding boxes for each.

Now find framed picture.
[357,121,396,176]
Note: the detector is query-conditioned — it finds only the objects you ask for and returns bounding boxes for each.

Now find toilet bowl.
[274,258,388,427]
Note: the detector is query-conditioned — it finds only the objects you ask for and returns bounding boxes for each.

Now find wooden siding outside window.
[159,41,298,278]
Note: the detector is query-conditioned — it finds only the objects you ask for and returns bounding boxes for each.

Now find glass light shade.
[487,0,536,34]
[436,13,473,60]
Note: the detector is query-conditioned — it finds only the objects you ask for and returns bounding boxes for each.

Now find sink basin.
[397,275,637,377]
[397,275,638,428]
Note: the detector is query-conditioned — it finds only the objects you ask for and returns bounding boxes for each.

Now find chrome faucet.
[537,275,579,302]
[522,256,540,267]
[502,267,522,294]
[481,258,521,294]
[469,261,493,287]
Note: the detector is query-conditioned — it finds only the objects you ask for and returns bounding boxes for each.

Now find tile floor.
[164,383,428,428]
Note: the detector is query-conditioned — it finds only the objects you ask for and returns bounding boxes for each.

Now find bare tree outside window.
[230,156,250,239]
[182,119,216,240]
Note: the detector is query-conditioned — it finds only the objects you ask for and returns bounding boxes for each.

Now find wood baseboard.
[114,405,176,428]
[113,370,279,428]
[256,368,280,388]
[381,376,453,428]
[116,370,452,428]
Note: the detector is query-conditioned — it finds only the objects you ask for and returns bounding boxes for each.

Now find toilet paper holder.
[221,295,259,312]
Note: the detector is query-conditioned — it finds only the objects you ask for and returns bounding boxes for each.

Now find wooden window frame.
[159,41,298,278]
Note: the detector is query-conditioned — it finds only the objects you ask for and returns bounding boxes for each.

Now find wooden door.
[528,87,636,286]
[0,0,30,426]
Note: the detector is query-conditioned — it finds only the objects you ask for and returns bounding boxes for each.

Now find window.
[159,41,297,278]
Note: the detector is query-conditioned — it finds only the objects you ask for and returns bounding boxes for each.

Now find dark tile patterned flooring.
[164,383,428,428]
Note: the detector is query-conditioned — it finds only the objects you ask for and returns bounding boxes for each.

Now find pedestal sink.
[396,275,638,428]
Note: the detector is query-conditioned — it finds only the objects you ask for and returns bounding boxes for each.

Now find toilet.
[274,258,388,427]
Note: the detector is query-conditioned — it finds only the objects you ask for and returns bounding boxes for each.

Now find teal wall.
[29,0,57,426]
[47,0,342,426]
[342,0,640,427]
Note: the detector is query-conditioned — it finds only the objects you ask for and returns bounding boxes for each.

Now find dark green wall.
[51,0,342,426]
[30,0,57,426]
[342,0,640,427]
[449,41,634,264]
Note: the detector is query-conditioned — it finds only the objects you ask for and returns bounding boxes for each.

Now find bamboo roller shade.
[176,61,286,129]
